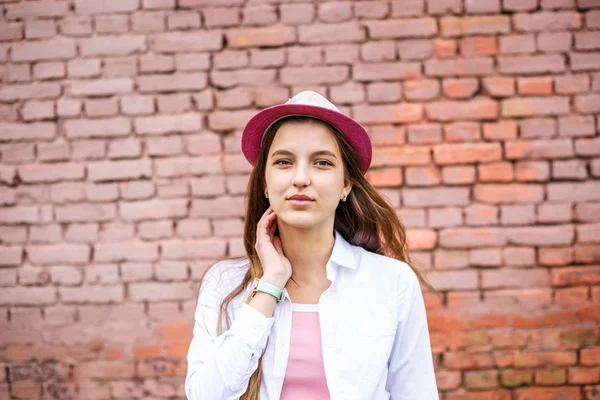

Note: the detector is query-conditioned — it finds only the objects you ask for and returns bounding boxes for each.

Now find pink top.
[279,303,331,400]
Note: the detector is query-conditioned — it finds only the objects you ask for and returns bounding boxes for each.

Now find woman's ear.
[344,181,353,197]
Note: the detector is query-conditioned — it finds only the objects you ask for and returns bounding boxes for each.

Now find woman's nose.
[292,164,310,187]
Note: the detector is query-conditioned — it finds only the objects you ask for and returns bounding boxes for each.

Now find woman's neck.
[277,224,335,285]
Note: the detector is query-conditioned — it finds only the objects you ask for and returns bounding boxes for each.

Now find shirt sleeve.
[185,262,275,400]
[387,269,439,400]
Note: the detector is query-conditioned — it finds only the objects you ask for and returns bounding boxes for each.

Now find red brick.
[569,367,600,384]
[211,69,275,88]
[95,14,129,33]
[570,52,600,71]
[499,34,536,54]
[397,39,432,60]
[404,187,470,207]
[88,159,152,181]
[66,78,133,97]
[501,204,536,225]
[250,49,285,67]
[64,117,130,139]
[575,93,600,114]
[551,266,600,286]
[403,79,440,101]
[549,182,600,202]
[441,15,510,36]
[535,369,567,385]
[354,103,423,124]
[427,0,462,14]
[433,143,502,164]
[575,203,600,222]
[444,122,481,142]
[427,270,478,290]
[407,124,442,144]
[555,74,590,94]
[483,120,518,140]
[95,241,159,262]
[406,229,437,250]
[502,97,569,117]
[426,97,498,121]
[168,11,201,29]
[513,11,582,32]
[11,38,75,62]
[318,2,352,22]
[539,201,574,222]
[425,57,494,77]
[578,223,600,243]
[581,348,600,366]
[280,3,315,25]
[555,287,589,306]
[515,386,580,400]
[366,167,403,187]
[366,82,400,104]
[75,0,138,14]
[518,77,553,95]
[442,166,476,185]
[405,166,441,186]
[138,73,206,92]
[515,161,551,181]
[537,31,572,53]
[368,125,406,146]
[541,0,576,9]
[440,227,507,248]
[432,38,457,58]
[148,31,222,53]
[460,36,497,57]
[587,9,600,28]
[366,18,437,39]
[509,224,574,246]
[371,146,430,167]
[464,370,499,389]
[552,160,587,180]
[501,369,534,387]
[443,79,479,99]
[281,66,348,85]
[299,22,364,44]
[478,162,514,182]
[287,46,323,66]
[480,77,513,100]
[19,163,84,183]
[360,40,397,61]
[498,54,566,75]
[324,44,360,64]
[0,122,56,141]
[6,1,69,19]
[470,247,502,267]
[506,139,574,160]
[354,62,421,81]
[202,7,240,28]
[474,184,544,204]
[177,57,211,80]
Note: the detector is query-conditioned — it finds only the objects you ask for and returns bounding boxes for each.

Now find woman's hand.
[254,206,292,289]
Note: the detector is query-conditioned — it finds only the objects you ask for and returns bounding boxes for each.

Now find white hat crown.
[285,90,340,112]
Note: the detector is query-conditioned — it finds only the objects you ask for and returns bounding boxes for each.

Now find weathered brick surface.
[0,1,598,398]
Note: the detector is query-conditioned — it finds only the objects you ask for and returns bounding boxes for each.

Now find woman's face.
[265,120,352,230]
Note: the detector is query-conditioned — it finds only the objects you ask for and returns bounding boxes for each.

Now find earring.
[265,191,268,199]
[341,193,347,202]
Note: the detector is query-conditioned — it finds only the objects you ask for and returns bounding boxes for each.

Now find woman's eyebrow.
[270,149,337,158]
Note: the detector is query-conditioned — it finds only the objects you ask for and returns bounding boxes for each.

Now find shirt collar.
[329,229,357,270]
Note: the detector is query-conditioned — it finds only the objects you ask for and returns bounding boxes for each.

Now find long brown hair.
[199,116,434,400]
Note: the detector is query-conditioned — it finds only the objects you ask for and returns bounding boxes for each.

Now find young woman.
[185,91,439,400]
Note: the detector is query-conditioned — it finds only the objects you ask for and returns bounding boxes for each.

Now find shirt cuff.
[228,303,275,351]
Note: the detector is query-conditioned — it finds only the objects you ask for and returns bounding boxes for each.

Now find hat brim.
[241,104,372,174]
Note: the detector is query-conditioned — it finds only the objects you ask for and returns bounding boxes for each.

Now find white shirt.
[185,230,439,400]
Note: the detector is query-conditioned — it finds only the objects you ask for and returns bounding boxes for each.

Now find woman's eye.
[316,160,333,166]
[275,160,291,165]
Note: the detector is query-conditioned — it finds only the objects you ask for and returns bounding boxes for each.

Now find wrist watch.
[251,278,284,302]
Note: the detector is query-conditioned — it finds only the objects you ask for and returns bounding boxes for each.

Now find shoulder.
[201,257,251,294]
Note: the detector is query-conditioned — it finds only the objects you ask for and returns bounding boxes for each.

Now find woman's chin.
[276,212,320,229]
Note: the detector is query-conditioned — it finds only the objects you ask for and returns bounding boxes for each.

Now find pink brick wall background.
[1,0,600,398]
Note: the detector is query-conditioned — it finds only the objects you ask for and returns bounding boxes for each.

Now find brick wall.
[1,0,599,398]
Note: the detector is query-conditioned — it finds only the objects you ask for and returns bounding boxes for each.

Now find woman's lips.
[287,198,314,207]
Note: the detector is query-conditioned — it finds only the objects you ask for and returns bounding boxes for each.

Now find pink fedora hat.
[241,91,372,174]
